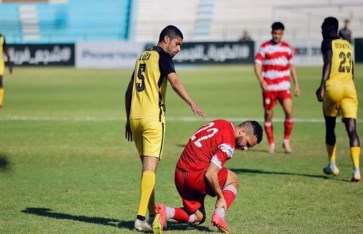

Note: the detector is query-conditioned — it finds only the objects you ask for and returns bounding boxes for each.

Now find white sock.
[166,207,175,219]
[215,208,226,218]
[188,214,196,223]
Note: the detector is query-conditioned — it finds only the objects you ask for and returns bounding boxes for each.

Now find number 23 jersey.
[321,36,357,119]
[322,37,353,84]
[176,119,236,173]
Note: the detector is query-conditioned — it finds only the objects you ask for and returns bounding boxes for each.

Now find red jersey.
[255,40,294,91]
[176,119,236,172]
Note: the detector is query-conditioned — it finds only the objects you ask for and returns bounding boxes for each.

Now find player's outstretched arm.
[167,72,206,118]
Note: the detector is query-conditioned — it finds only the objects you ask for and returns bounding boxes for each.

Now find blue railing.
[0,0,131,43]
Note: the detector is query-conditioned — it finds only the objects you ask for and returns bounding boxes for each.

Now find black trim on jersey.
[153,46,176,80]
[158,92,166,122]
[158,70,164,122]
[157,75,164,88]
[151,46,174,122]
[159,123,165,158]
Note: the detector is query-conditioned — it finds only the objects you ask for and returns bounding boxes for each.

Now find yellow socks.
[326,144,360,171]
[326,144,336,164]
[0,88,4,107]
[137,171,155,217]
[148,189,155,216]
[351,147,360,169]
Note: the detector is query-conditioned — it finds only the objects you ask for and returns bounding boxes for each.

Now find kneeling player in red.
[152,119,263,233]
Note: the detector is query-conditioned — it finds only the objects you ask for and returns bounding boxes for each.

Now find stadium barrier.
[75,41,144,69]
[6,41,255,68]
[8,44,75,66]
[8,40,362,68]
[144,41,255,65]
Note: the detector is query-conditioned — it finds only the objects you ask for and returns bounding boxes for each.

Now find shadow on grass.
[21,208,133,230]
[21,208,212,232]
[0,153,11,172]
[167,221,212,232]
[231,168,328,180]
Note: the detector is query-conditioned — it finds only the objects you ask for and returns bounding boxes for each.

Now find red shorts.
[174,167,228,214]
[263,90,291,110]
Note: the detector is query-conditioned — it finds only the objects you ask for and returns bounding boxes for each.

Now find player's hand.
[259,80,268,91]
[191,103,207,119]
[215,196,227,211]
[125,121,133,142]
[294,85,300,97]
[315,87,324,102]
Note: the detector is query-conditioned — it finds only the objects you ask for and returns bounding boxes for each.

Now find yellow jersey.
[129,46,176,123]
[321,36,358,118]
[0,35,5,75]
[322,37,353,83]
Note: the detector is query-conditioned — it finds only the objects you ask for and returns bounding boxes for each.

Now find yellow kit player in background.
[124,25,206,232]
[0,33,13,108]
[316,17,360,182]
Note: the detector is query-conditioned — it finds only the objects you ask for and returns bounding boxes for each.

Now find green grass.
[0,65,362,233]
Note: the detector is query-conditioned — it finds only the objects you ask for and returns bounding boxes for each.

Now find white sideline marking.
[0,115,362,123]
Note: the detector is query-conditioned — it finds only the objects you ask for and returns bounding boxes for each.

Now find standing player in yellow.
[316,17,361,182]
[124,25,206,232]
[0,33,13,109]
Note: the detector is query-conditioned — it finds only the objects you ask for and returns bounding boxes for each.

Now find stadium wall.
[8,43,74,66]
[1,1,362,66]
[6,41,256,68]
[6,39,363,68]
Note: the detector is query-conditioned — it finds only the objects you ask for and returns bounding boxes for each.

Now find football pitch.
[0,65,362,233]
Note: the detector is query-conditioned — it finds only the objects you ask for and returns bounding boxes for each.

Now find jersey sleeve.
[255,46,265,64]
[210,124,235,169]
[210,143,235,169]
[159,53,176,77]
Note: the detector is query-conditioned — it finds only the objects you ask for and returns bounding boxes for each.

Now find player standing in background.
[0,33,13,109]
[124,25,206,232]
[338,19,352,43]
[254,22,300,154]
[152,119,263,234]
[316,17,360,182]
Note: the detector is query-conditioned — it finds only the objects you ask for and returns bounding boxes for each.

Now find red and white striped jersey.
[255,40,294,91]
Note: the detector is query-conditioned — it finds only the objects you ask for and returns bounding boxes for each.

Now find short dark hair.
[271,22,285,31]
[322,17,338,32]
[158,25,183,43]
[240,120,263,144]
